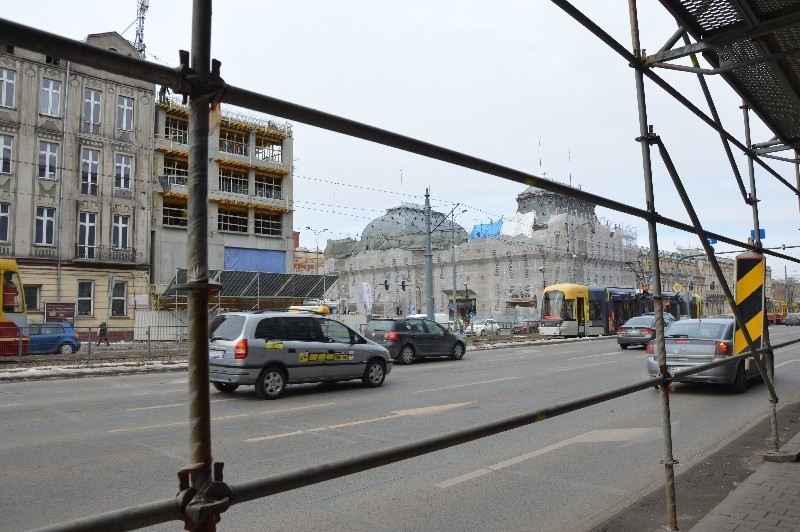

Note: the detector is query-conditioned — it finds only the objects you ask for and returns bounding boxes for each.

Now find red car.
[512,320,539,334]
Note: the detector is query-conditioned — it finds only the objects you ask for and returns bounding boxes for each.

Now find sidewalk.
[691,432,800,531]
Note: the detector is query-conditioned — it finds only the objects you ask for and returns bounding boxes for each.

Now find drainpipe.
[56,60,71,301]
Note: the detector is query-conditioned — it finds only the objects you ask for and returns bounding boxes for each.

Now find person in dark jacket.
[97,322,109,346]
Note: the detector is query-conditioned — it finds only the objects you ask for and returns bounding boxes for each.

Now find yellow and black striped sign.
[733,253,765,355]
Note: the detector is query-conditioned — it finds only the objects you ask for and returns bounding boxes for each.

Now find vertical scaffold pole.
[627,1,678,529]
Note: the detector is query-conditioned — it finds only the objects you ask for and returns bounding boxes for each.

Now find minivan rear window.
[209,315,246,340]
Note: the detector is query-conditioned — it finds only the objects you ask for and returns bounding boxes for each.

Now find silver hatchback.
[208,311,392,399]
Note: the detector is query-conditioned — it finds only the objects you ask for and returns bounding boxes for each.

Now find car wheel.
[362,359,386,387]
[619,344,628,350]
[480,329,486,336]
[399,345,415,365]
[730,362,747,394]
[213,382,239,393]
[450,342,465,360]
[59,343,74,355]
[256,367,286,399]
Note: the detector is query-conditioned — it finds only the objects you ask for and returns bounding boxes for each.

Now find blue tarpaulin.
[224,247,286,273]
[469,219,503,238]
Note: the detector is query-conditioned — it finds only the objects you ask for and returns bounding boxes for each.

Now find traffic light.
[383,280,389,290]
[401,280,406,291]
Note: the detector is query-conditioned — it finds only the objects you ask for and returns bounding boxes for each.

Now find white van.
[406,313,449,326]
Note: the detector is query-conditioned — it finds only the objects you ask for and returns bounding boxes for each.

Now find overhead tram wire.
[3,18,796,265]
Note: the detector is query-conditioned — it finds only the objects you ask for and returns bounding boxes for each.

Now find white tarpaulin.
[500,212,538,238]
[362,281,374,313]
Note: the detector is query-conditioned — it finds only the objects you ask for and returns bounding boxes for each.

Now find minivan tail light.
[646,341,653,355]
[234,339,248,359]
[385,331,400,341]
[714,341,729,357]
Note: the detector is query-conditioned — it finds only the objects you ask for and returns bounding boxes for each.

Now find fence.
[3,2,800,531]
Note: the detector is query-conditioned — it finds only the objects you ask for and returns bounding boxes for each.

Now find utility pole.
[424,189,434,320]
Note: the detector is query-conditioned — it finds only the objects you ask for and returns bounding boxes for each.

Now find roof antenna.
[135,0,149,59]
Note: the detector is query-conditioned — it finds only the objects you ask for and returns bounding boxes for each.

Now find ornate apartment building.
[0,33,153,327]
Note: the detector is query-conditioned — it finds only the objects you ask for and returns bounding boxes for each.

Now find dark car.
[26,322,81,355]
[512,319,539,334]
[363,317,466,365]
[616,313,675,349]
[785,313,800,326]
[645,318,762,393]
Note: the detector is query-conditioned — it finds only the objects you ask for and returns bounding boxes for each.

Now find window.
[219,168,248,194]
[255,138,282,162]
[45,56,60,66]
[113,215,129,249]
[111,281,126,316]
[38,141,58,179]
[40,78,61,116]
[163,201,188,227]
[218,208,248,233]
[78,211,96,259]
[35,207,56,245]
[219,129,248,156]
[254,174,282,199]
[80,148,99,195]
[165,117,188,144]
[115,154,132,189]
[281,316,322,342]
[254,212,281,236]
[0,68,15,108]
[77,280,93,316]
[254,317,282,340]
[23,285,39,311]
[82,88,102,135]
[163,157,188,186]
[0,202,9,242]
[320,319,351,343]
[116,95,134,131]
[0,134,11,173]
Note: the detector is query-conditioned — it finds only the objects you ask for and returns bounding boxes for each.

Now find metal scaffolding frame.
[4,0,800,530]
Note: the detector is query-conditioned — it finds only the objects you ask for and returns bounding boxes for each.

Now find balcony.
[82,121,101,135]
[74,245,136,262]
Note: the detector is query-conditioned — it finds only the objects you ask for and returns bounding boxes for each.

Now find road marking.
[413,377,517,394]
[109,402,335,433]
[0,403,20,408]
[776,359,800,368]
[550,360,619,372]
[245,402,474,442]
[435,427,660,488]
[565,352,621,361]
[127,398,238,411]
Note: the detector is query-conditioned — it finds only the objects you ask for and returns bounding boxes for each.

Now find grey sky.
[5,1,798,277]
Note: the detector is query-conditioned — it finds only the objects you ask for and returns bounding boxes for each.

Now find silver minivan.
[209,311,392,399]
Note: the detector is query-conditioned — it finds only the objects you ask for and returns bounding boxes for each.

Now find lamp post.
[451,207,467,324]
[305,226,327,275]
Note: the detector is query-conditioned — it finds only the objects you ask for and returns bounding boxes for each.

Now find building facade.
[0,33,153,327]
[150,94,295,297]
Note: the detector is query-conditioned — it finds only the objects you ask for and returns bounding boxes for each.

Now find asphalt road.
[3,327,800,531]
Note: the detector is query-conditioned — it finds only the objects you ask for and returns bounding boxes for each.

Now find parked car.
[645,318,763,393]
[26,322,81,355]
[467,318,502,336]
[617,314,674,349]
[785,313,800,326]
[512,319,539,334]
[710,313,734,319]
[362,317,466,365]
[208,311,392,399]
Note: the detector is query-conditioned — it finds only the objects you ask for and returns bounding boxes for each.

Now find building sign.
[44,302,76,324]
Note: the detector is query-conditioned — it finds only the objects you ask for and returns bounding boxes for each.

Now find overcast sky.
[5,1,799,278]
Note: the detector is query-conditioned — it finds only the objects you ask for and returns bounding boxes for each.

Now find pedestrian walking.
[97,322,109,346]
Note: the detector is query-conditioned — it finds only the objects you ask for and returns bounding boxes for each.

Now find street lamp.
[305,226,327,275]
[451,207,467,324]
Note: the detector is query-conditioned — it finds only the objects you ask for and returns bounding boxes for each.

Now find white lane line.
[127,398,238,411]
[565,352,621,361]
[435,427,660,488]
[413,377,517,394]
[245,402,474,443]
[551,360,619,372]
[0,403,20,408]
[776,359,800,368]
[109,402,335,433]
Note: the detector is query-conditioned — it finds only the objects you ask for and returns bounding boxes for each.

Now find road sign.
[750,228,766,239]
[673,283,682,292]
[733,252,765,356]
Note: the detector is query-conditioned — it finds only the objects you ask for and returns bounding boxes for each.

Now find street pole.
[424,189,434,320]
[452,212,457,324]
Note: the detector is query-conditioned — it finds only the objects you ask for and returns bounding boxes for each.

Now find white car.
[468,318,501,336]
